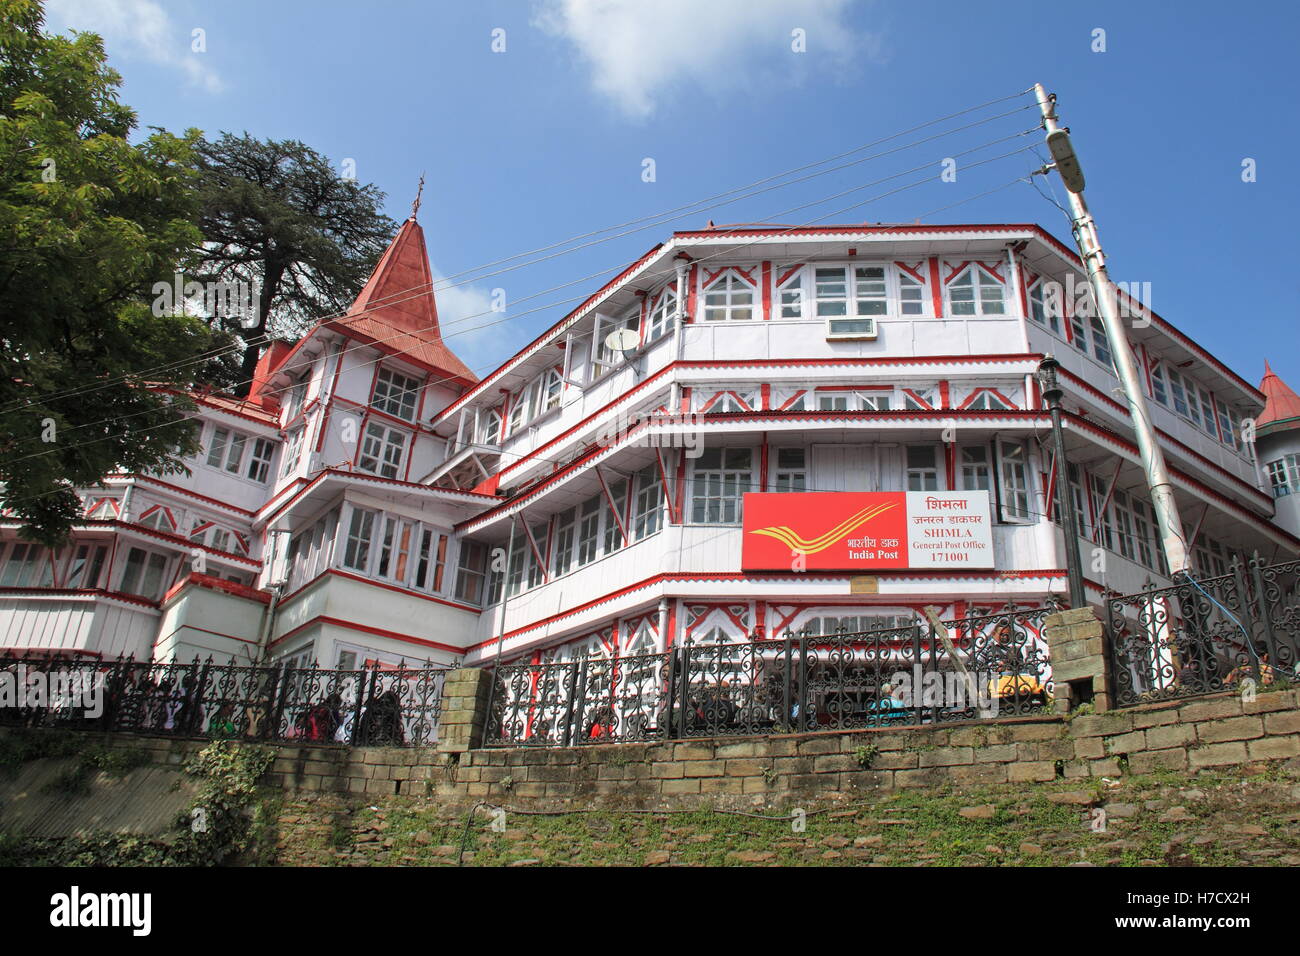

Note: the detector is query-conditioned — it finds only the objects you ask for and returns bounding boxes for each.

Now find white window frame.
[372,366,421,421]
[702,270,756,322]
[690,448,754,524]
[997,441,1031,523]
[356,421,408,479]
[947,265,1006,317]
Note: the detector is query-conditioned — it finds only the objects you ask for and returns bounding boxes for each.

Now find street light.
[1037,355,1087,609]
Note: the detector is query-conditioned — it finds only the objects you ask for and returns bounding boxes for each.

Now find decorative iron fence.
[0,654,451,748]
[485,605,1056,747]
[1106,554,1300,708]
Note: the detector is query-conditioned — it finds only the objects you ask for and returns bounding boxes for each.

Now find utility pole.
[1032,83,1189,579]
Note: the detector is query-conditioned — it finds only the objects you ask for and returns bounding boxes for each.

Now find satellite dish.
[604,328,640,358]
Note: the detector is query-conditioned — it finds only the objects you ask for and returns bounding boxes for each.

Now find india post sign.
[741,491,994,571]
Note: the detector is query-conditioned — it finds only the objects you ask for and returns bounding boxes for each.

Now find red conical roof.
[1258,361,1300,431]
[328,216,476,386]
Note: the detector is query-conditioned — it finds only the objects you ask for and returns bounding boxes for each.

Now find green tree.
[193,133,397,393]
[0,0,237,546]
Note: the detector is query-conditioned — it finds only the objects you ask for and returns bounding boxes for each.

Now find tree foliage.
[0,0,239,545]
[192,132,397,392]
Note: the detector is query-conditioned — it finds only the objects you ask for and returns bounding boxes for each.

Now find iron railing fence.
[0,654,451,747]
[1106,554,1300,708]
[485,604,1056,747]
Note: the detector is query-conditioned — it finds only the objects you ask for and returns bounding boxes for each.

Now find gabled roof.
[325,216,476,387]
[1258,361,1300,432]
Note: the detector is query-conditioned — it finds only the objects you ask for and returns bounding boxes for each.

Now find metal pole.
[1033,83,1189,578]
[1038,357,1088,608]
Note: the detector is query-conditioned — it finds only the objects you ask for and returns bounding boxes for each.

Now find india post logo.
[742,492,910,570]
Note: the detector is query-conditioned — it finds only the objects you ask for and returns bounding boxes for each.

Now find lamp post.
[1037,355,1087,609]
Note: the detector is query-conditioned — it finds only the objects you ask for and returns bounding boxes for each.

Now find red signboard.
[741,491,994,571]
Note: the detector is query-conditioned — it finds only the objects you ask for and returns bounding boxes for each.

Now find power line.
[2,93,1037,415]
[4,137,1040,461]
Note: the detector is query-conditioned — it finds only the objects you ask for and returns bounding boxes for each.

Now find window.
[479,407,504,445]
[372,367,421,421]
[997,441,1031,521]
[902,388,935,410]
[815,266,879,338]
[356,421,407,479]
[1089,473,1114,550]
[898,270,925,316]
[1112,491,1137,562]
[343,507,378,572]
[286,511,337,590]
[964,390,1015,411]
[413,529,448,592]
[1166,368,1197,425]
[632,466,664,540]
[206,427,247,473]
[859,392,891,411]
[577,496,602,567]
[454,541,488,605]
[777,267,804,318]
[1028,280,1062,333]
[774,448,807,492]
[1069,308,1089,353]
[65,543,108,589]
[1267,454,1300,498]
[505,533,529,597]
[375,515,415,583]
[285,376,308,420]
[138,507,174,531]
[0,542,52,587]
[118,547,168,600]
[645,287,676,343]
[1089,317,1112,368]
[959,446,991,491]
[1216,399,1238,450]
[246,438,276,483]
[281,427,305,478]
[691,448,753,523]
[802,613,913,637]
[592,310,639,374]
[948,266,1005,316]
[553,508,577,576]
[1149,361,1169,406]
[817,392,851,411]
[703,271,755,322]
[1131,498,1157,570]
[602,479,629,554]
[190,519,232,553]
[906,446,939,491]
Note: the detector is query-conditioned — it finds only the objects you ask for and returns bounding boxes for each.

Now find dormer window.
[947,266,1005,316]
[372,366,420,420]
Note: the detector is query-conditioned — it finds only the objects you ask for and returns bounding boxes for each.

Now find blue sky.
[43,0,1300,390]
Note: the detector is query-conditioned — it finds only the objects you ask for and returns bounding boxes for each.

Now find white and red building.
[2,216,1296,669]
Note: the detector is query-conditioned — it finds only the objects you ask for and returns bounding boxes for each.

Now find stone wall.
[43,684,1296,809]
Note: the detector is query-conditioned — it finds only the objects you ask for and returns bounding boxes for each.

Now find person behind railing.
[299,692,343,742]
[356,689,405,746]
[207,702,239,740]
[586,704,616,740]
[868,683,905,725]
[1224,646,1278,688]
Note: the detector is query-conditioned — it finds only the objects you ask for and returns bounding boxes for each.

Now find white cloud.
[533,0,879,120]
[433,271,532,375]
[45,0,223,93]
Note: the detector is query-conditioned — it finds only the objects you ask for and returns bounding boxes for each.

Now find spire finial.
[410,172,426,220]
